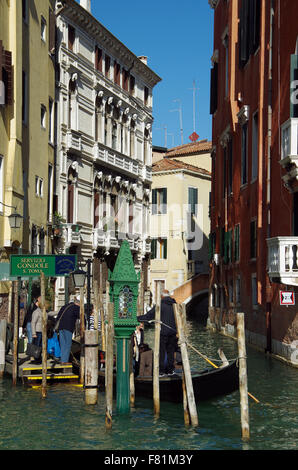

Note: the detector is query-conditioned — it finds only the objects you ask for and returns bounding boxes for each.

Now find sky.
[90,0,214,149]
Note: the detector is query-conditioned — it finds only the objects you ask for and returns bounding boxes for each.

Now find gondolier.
[137,289,177,377]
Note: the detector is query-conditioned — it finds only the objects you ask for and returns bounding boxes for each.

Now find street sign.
[280,291,295,306]
[10,254,77,277]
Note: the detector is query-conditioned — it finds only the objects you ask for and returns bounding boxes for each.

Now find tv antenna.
[189,80,199,133]
[170,99,183,145]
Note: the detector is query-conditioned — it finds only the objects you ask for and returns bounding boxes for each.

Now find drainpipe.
[265,0,275,354]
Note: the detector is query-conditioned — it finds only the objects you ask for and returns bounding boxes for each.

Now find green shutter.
[151,239,157,259]
[163,239,167,260]
[234,225,240,262]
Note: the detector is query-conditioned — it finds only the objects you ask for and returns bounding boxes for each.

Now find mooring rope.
[148,319,260,404]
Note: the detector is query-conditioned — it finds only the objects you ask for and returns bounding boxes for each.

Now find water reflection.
[0,319,297,450]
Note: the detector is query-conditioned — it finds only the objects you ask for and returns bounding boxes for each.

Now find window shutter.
[163,239,167,260]
[151,239,157,259]
[3,50,12,105]
[239,0,249,68]
[210,63,218,114]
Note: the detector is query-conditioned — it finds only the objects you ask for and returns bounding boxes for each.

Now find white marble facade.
[54,0,161,276]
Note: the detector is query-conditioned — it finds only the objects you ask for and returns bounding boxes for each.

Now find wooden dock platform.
[5,354,79,385]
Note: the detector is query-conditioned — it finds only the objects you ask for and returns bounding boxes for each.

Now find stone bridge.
[171,272,209,305]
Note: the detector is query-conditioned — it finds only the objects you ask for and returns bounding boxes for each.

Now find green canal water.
[0,319,297,451]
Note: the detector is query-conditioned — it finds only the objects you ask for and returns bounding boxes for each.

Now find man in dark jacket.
[137,290,177,377]
[56,296,80,364]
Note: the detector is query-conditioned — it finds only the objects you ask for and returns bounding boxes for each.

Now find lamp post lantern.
[108,240,140,414]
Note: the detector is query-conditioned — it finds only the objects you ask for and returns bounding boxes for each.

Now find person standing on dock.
[31,297,43,348]
[23,297,38,344]
[137,290,177,377]
[55,297,80,365]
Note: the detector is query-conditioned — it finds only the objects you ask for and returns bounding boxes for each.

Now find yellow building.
[150,141,212,300]
[0,1,55,299]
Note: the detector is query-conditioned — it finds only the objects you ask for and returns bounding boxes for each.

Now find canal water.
[0,318,297,451]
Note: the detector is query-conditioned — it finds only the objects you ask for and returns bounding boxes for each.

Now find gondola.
[71,339,239,403]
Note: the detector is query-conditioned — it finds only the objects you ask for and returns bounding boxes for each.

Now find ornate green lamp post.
[108,240,140,414]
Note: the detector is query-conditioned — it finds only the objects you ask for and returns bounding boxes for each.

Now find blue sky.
[91,0,214,149]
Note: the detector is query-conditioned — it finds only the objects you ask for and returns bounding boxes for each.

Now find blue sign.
[55,255,77,276]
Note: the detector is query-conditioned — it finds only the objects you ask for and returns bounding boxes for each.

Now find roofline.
[60,0,162,87]
[152,168,211,179]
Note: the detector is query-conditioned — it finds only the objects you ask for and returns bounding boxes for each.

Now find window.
[35,176,43,198]
[112,121,117,150]
[0,46,13,106]
[47,165,53,222]
[234,224,240,262]
[151,238,168,260]
[68,25,75,51]
[239,0,261,68]
[49,98,54,143]
[251,275,257,306]
[114,61,121,86]
[250,219,257,259]
[235,276,241,305]
[130,75,135,95]
[41,16,46,42]
[188,187,198,232]
[95,46,102,72]
[144,86,149,106]
[123,69,129,91]
[223,34,229,97]
[0,155,3,212]
[105,55,110,78]
[228,138,233,194]
[241,122,248,185]
[290,54,298,118]
[152,188,167,215]
[252,111,258,181]
[210,62,218,115]
[22,0,28,22]
[228,278,234,305]
[41,105,46,128]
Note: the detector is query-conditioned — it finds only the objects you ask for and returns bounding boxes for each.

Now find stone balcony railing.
[93,142,152,182]
[267,236,298,286]
[92,228,140,252]
[66,129,82,154]
[63,224,82,247]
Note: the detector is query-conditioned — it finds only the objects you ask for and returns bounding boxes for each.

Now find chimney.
[138,56,148,65]
[80,0,91,12]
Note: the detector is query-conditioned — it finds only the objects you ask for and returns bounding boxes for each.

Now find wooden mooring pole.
[237,312,250,441]
[174,304,198,427]
[180,304,191,426]
[80,287,85,385]
[105,302,114,429]
[12,280,18,386]
[0,319,7,378]
[153,282,161,417]
[41,272,48,399]
[93,279,99,331]
[84,329,98,405]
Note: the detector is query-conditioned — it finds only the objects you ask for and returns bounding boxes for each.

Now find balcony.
[66,129,82,154]
[92,228,139,252]
[280,118,298,191]
[267,237,298,286]
[93,142,141,179]
[63,224,82,248]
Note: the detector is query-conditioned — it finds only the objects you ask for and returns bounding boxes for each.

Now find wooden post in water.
[237,312,250,441]
[8,282,13,323]
[0,319,7,378]
[80,287,85,385]
[93,279,99,331]
[176,303,190,426]
[41,272,48,399]
[84,329,98,405]
[174,304,198,426]
[105,302,114,429]
[99,266,105,351]
[12,280,18,386]
[153,282,161,417]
